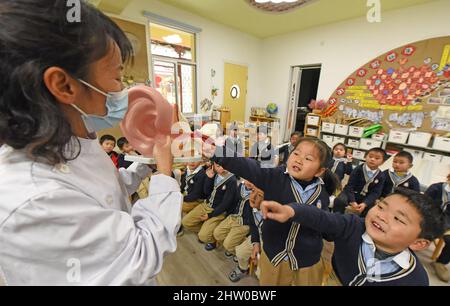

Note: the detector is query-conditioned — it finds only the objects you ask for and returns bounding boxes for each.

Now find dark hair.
[100,135,116,145]
[395,151,414,164]
[389,187,446,241]
[365,147,387,161]
[293,137,339,195]
[0,0,133,165]
[332,142,347,152]
[117,137,129,150]
[290,131,302,138]
[256,125,268,135]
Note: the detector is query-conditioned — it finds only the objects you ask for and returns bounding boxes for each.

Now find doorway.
[223,63,248,123]
[284,65,321,141]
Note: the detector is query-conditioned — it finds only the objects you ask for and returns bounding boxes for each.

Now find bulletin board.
[110,16,151,84]
[324,36,450,134]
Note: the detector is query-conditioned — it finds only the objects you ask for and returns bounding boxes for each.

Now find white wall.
[120,0,263,119]
[260,0,450,138]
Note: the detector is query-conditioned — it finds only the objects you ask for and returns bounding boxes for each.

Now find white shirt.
[0,138,182,285]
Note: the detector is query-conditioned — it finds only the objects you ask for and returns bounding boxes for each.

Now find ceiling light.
[163,34,182,44]
[248,0,316,13]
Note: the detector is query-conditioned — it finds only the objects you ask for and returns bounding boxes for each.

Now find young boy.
[333,147,387,217]
[180,161,207,214]
[250,125,277,168]
[117,137,137,169]
[278,131,302,166]
[261,188,446,286]
[425,172,450,283]
[213,180,255,257]
[224,122,244,157]
[381,151,420,198]
[99,134,119,169]
[181,162,238,251]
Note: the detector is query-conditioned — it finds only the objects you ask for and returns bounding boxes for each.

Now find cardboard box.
[423,153,442,162]
[333,136,345,146]
[353,149,366,160]
[306,114,320,126]
[322,134,334,148]
[407,132,432,148]
[348,126,364,138]
[372,133,385,141]
[432,137,450,152]
[321,122,335,133]
[360,138,383,150]
[334,124,349,135]
[388,130,409,144]
[347,139,360,149]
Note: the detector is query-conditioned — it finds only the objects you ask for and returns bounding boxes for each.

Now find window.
[149,22,198,114]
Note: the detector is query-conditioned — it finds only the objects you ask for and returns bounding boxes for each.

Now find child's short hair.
[256,125,268,135]
[395,151,414,164]
[332,143,347,152]
[100,134,116,145]
[290,131,302,138]
[391,187,446,241]
[117,137,128,150]
[365,147,387,161]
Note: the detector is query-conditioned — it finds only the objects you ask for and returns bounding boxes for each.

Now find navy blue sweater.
[328,159,353,182]
[290,203,429,286]
[204,173,238,218]
[381,170,420,198]
[425,182,450,217]
[231,183,254,226]
[342,165,386,208]
[181,166,207,202]
[211,151,330,270]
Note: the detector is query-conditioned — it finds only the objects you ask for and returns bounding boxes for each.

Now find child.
[425,172,450,283]
[181,162,238,251]
[100,134,119,169]
[278,131,302,166]
[381,151,420,198]
[260,188,446,286]
[249,125,277,168]
[224,122,244,157]
[117,137,136,169]
[208,137,339,286]
[333,147,387,217]
[213,179,255,257]
[229,187,264,282]
[180,161,207,214]
[329,143,353,183]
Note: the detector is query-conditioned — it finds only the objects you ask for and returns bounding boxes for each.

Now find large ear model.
[120,86,174,157]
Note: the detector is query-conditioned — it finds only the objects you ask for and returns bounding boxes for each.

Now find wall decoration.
[327,36,450,133]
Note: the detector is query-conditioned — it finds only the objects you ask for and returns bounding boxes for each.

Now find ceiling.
[157,0,437,38]
[91,0,438,38]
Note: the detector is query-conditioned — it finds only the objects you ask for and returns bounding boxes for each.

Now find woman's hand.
[260,201,295,223]
[153,136,173,177]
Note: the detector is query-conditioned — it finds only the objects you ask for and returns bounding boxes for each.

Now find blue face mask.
[72,79,128,138]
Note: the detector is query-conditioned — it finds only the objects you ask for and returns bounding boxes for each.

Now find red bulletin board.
[326,36,450,134]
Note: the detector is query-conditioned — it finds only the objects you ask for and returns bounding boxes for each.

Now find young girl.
[330,143,353,183]
[209,137,339,286]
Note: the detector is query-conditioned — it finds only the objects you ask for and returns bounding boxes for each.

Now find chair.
[431,238,445,261]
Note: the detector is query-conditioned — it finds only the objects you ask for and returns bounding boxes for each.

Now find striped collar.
[362,232,411,269]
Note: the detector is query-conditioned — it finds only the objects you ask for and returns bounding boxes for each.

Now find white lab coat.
[0,137,183,285]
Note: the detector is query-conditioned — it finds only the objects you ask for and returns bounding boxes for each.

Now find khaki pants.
[182,202,225,243]
[259,250,324,286]
[213,216,249,254]
[182,200,204,214]
[236,236,253,270]
[326,269,343,286]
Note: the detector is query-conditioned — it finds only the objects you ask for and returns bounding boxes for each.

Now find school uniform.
[235,208,264,271]
[289,203,430,286]
[334,164,386,216]
[180,165,207,214]
[213,183,253,253]
[381,170,420,198]
[425,182,450,265]
[329,157,353,182]
[181,172,238,244]
[223,136,244,157]
[278,143,294,165]
[250,140,277,168]
[211,149,330,286]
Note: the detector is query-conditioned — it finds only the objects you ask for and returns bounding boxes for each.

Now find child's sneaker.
[228,266,248,282]
[224,251,234,258]
[205,242,216,251]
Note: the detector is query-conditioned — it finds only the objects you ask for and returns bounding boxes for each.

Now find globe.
[266,103,278,116]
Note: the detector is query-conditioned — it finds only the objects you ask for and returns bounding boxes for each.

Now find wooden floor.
[156,231,450,286]
[157,231,259,286]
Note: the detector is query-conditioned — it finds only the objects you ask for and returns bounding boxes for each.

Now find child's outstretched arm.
[260,201,361,241]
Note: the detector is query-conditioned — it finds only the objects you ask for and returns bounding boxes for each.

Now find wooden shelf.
[249,115,280,123]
